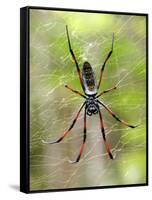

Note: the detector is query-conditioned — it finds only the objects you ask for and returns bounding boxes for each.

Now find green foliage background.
[29,9,147,191]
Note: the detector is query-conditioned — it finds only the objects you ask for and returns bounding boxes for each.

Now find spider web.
[29,10,147,191]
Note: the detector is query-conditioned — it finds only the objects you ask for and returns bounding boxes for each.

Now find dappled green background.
[29,9,147,191]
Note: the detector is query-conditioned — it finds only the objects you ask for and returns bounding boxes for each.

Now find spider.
[42,25,137,163]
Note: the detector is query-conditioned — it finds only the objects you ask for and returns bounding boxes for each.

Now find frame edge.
[20,6,30,194]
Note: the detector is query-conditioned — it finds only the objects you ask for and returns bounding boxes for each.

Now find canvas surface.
[29,8,147,191]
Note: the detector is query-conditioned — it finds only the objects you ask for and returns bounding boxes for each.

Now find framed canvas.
[20,6,148,193]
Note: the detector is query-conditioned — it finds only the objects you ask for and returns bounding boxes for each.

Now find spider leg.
[69,106,87,163]
[97,33,114,90]
[42,102,86,144]
[98,109,113,159]
[96,85,117,98]
[97,100,138,128]
[65,84,86,99]
[66,25,85,91]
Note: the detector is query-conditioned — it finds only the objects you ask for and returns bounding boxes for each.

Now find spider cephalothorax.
[86,97,98,116]
[42,25,137,163]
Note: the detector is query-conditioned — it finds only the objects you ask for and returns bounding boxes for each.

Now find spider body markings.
[86,96,98,116]
[42,25,137,163]
[82,61,97,96]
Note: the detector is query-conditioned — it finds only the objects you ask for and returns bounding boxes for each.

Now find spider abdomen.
[82,61,97,95]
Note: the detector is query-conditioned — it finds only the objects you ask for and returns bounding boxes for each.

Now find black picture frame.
[20,6,148,193]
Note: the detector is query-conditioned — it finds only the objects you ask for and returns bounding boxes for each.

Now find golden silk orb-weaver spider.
[42,25,138,163]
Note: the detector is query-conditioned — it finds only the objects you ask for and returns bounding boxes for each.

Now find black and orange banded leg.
[42,102,86,144]
[66,25,85,91]
[97,33,114,90]
[96,85,117,98]
[97,100,137,128]
[65,84,86,99]
[69,107,87,163]
[98,109,113,159]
